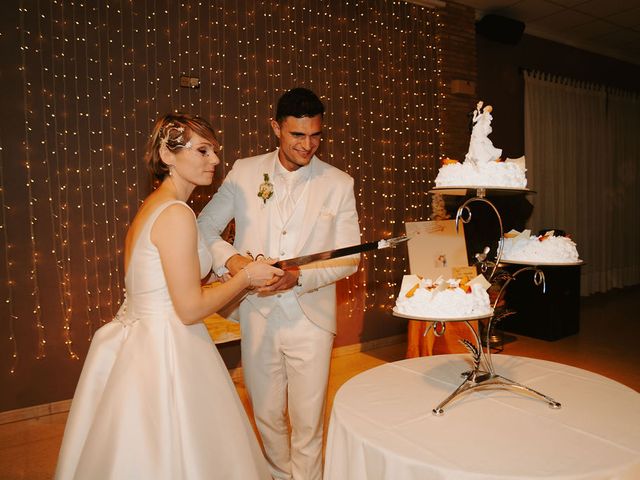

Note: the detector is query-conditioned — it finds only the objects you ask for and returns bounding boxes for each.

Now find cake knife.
[273,235,410,269]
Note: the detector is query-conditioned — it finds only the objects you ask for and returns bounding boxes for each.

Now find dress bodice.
[124,200,212,318]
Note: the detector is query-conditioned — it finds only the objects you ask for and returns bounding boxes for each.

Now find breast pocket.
[319,209,335,221]
[312,209,336,243]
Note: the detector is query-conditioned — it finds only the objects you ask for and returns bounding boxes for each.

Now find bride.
[465,101,502,164]
[55,113,282,479]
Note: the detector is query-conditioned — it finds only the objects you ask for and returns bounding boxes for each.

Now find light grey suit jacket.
[198,150,361,333]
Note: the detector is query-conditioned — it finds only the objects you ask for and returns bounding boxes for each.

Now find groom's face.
[271,115,323,172]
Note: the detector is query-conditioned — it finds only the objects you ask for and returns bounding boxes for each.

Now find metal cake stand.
[396,186,562,415]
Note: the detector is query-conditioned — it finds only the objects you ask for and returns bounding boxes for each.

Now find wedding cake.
[395,274,492,319]
[434,102,527,188]
[500,230,581,264]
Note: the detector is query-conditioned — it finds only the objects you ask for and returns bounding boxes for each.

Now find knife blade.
[273,236,410,269]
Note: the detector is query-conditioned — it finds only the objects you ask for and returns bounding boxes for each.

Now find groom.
[198,87,361,480]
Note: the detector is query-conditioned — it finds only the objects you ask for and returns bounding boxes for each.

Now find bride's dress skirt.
[56,311,268,479]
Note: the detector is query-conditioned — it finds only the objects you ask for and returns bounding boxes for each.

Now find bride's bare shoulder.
[125,194,190,258]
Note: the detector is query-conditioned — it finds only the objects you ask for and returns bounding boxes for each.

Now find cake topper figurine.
[465,100,502,164]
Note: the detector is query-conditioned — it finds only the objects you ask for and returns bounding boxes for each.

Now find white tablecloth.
[324,354,640,480]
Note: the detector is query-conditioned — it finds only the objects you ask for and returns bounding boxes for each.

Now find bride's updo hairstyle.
[145,113,218,181]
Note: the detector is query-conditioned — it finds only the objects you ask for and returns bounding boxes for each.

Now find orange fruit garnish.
[405,283,420,298]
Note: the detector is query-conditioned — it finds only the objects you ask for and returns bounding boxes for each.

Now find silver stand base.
[432,369,562,416]
[429,316,561,416]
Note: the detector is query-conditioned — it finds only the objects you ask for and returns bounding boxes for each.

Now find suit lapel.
[255,152,278,253]
[295,157,325,253]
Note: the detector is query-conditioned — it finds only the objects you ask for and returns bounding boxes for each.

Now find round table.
[324,354,640,480]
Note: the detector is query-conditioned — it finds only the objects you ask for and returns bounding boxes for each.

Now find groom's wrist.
[226,254,250,276]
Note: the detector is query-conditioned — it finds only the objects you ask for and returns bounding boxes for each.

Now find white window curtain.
[524,71,640,295]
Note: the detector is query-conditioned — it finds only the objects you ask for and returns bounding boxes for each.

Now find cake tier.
[395,275,491,319]
[500,230,581,264]
[435,161,527,188]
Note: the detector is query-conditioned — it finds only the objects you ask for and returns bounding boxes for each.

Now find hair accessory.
[160,123,192,150]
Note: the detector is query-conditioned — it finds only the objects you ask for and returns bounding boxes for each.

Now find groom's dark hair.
[275,87,325,122]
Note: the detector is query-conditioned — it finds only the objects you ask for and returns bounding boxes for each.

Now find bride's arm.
[152,204,282,325]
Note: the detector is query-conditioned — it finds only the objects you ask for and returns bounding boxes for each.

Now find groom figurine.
[198,87,361,480]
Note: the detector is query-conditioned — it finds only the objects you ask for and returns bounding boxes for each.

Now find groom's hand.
[257,267,300,293]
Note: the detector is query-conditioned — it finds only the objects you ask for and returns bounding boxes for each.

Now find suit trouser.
[240,300,334,480]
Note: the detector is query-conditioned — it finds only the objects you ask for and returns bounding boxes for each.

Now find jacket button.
[282,230,287,235]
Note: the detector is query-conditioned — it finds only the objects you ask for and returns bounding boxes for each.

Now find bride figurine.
[465,100,502,164]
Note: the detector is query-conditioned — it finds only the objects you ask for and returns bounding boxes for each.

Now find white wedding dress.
[55,201,270,480]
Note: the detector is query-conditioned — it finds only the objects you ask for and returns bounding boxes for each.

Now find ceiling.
[448,0,640,65]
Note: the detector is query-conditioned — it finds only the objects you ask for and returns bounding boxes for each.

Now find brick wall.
[438,2,477,161]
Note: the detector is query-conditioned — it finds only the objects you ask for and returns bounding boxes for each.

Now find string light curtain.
[2,0,440,409]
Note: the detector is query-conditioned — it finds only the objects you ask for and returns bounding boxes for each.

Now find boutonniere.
[257,173,274,204]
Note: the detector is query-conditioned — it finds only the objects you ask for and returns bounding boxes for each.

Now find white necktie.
[280,175,296,220]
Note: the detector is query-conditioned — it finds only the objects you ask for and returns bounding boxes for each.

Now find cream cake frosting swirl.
[500,230,580,263]
[395,274,492,319]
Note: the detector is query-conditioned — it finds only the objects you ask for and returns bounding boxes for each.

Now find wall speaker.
[476,14,525,45]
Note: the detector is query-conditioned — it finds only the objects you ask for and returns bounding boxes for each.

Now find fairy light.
[19,3,46,359]
[83,2,105,331]
[10,0,444,372]
[69,1,96,341]
[50,0,78,359]
[105,2,122,318]
[129,0,142,207]
[117,1,132,229]
[0,143,19,374]
[435,9,446,174]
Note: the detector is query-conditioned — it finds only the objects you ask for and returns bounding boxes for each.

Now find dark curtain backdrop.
[1,0,441,411]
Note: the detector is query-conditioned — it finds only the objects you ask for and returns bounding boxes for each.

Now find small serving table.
[324,354,640,480]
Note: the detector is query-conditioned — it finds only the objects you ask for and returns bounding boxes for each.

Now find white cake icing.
[434,160,527,188]
[500,230,580,263]
[434,101,527,188]
[395,275,492,319]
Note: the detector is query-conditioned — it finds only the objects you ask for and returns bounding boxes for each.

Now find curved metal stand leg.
[434,320,492,415]
[432,370,561,415]
[459,319,493,377]
[422,322,434,337]
[432,374,476,416]
[455,196,504,281]
[492,374,562,408]
[483,267,546,374]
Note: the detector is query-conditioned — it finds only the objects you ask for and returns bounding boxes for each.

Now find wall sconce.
[180,75,201,89]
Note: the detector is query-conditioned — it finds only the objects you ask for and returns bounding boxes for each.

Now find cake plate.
[430,186,534,198]
[500,259,585,267]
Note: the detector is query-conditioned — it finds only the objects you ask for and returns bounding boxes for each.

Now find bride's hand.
[242,258,283,289]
